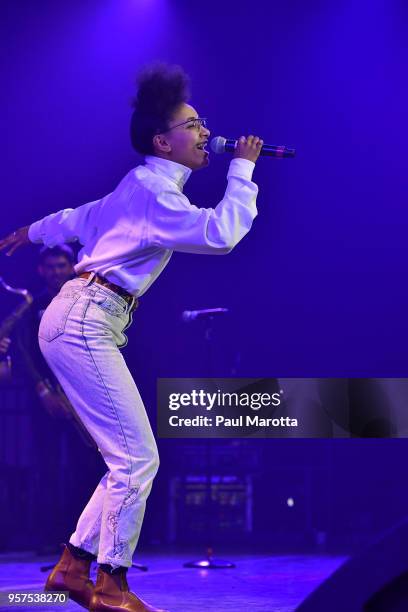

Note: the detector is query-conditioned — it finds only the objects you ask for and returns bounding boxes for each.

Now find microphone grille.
[210,136,227,154]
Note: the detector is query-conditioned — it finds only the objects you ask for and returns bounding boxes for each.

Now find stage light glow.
[287,497,295,507]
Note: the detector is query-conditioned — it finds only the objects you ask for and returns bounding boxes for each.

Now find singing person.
[0,63,263,612]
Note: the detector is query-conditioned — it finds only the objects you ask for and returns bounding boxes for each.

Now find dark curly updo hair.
[130,62,191,156]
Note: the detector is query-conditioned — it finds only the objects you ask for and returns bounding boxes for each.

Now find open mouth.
[196,140,208,152]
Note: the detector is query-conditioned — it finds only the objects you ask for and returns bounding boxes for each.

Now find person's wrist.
[228,158,255,181]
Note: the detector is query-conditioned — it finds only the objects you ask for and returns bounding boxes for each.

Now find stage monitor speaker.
[296,518,408,612]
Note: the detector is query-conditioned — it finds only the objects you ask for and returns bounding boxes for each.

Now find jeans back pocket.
[38,292,81,342]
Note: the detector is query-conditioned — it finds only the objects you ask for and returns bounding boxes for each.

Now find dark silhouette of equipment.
[296,518,408,611]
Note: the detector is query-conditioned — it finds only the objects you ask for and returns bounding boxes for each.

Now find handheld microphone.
[181,308,229,322]
[211,136,296,158]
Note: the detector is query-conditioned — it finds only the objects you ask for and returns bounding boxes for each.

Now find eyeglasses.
[163,117,207,132]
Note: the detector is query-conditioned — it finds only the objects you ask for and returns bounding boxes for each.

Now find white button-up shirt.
[28,155,258,297]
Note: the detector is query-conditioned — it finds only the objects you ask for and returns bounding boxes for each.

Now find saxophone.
[0,276,33,381]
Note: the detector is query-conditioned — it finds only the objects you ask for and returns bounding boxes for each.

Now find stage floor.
[0,551,346,611]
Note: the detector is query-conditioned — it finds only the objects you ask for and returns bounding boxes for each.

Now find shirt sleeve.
[27,197,103,247]
[148,158,259,255]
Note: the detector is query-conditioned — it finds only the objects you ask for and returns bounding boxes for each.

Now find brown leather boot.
[89,566,169,612]
[44,544,95,609]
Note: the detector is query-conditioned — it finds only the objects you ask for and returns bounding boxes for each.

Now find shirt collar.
[144,155,192,191]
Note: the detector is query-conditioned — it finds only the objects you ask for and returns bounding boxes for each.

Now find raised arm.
[147,135,263,254]
[0,197,103,256]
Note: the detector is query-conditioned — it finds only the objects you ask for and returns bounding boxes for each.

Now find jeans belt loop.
[84,272,96,286]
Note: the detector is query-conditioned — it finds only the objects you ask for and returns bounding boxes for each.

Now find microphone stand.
[183,310,235,570]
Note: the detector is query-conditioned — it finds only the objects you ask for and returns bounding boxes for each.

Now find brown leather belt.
[78,272,136,307]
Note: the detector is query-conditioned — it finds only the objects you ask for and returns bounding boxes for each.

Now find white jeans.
[38,274,159,569]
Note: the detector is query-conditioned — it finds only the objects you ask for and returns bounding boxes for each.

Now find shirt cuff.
[28,220,43,244]
[227,158,256,181]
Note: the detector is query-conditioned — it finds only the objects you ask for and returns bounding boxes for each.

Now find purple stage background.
[3,0,408,375]
[2,0,408,559]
